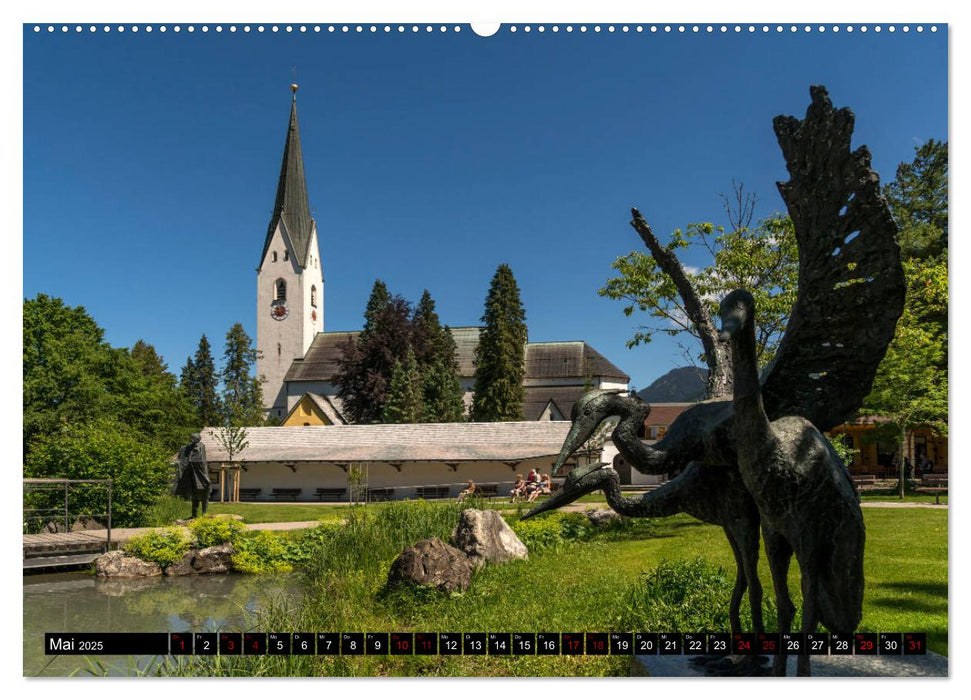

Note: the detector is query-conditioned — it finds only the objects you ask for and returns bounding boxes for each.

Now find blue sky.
[23,23,947,391]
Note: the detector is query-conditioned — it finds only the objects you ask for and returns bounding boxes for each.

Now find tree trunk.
[630,207,733,399]
[898,424,907,500]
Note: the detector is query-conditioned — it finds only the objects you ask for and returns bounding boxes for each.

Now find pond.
[23,571,305,677]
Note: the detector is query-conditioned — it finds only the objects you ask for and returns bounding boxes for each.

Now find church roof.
[284,328,629,384]
[524,341,629,382]
[523,386,587,421]
[200,421,571,463]
[260,92,314,269]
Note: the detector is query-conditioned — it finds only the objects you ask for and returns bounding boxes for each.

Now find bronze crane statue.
[524,392,795,675]
[527,86,905,675]
[718,288,866,676]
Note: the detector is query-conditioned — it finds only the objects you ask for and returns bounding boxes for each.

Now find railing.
[23,478,113,550]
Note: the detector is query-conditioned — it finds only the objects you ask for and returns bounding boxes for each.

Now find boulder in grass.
[95,551,162,578]
[451,509,528,566]
[387,537,473,593]
[586,508,623,526]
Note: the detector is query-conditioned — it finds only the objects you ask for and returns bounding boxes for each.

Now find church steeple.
[260,83,314,269]
[256,85,324,421]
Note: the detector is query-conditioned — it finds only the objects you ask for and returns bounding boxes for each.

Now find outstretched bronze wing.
[761,86,906,431]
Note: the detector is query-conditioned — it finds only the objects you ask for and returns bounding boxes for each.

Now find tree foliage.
[180,334,220,427]
[423,325,466,422]
[23,294,115,451]
[599,208,797,370]
[413,291,465,422]
[862,141,948,496]
[23,294,194,457]
[337,284,466,424]
[220,323,264,426]
[863,258,948,496]
[335,281,414,424]
[24,419,172,527]
[886,139,948,261]
[471,263,528,421]
[382,348,424,424]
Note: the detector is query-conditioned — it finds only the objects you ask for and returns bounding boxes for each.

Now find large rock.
[197,544,235,574]
[94,551,162,578]
[165,550,197,576]
[586,508,623,526]
[165,543,235,576]
[387,537,473,593]
[71,516,104,531]
[451,509,528,566]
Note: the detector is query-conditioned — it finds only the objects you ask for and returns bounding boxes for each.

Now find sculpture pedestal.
[631,652,947,677]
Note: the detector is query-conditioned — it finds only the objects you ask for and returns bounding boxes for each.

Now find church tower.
[257,85,324,420]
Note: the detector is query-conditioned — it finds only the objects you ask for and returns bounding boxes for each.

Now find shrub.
[509,516,568,552]
[24,419,172,527]
[189,514,245,548]
[232,530,292,574]
[123,527,191,567]
[619,558,734,632]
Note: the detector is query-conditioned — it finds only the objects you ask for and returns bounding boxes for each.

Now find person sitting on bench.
[458,480,477,501]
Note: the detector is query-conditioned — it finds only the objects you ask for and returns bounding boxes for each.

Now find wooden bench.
[315,487,347,502]
[917,476,948,503]
[915,486,948,504]
[239,488,262,501]
[851,474,880,491]
[367,488,395,502]
[271,488,302,501]
[415,486,450,500]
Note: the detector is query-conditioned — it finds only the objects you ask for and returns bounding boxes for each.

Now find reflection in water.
[23,571,304,677]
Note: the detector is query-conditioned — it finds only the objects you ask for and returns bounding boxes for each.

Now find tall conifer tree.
[471,264,527,421]
[220,323,264,426]
[424,325,466,422]
[382,348,424,423]
[412,290,465,422]
[180,334,220,427]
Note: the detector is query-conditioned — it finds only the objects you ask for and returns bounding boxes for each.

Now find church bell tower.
[257,84,324,420]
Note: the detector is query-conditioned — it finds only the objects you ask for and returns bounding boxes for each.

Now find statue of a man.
[175,433,211,518]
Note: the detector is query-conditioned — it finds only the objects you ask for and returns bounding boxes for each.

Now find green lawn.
[152,503,946,677]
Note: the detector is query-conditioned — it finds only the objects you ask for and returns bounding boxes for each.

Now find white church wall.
[300,226,324,352]
[257,223,311,421]
[223,457,556,501]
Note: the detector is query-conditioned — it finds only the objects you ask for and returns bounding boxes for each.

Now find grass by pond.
[133,501,946,677]
[151,495,570,525]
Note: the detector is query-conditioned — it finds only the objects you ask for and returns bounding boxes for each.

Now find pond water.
[23,570,305,677]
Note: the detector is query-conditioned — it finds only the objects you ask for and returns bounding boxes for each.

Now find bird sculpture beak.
[522,462,609,520]
[551,413,601,475]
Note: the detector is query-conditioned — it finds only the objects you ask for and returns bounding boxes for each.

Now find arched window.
[272,251,278,262]
[275,279,287,302]
[283,250,289,261]
[311,285,318,307]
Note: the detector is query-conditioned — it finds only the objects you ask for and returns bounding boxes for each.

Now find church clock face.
[271,302,289,321]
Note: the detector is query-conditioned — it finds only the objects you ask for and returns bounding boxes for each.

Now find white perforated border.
[30,23,940,35]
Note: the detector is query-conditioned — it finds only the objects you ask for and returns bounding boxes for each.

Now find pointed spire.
[261,85,314,268]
